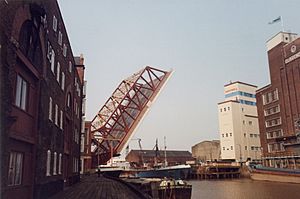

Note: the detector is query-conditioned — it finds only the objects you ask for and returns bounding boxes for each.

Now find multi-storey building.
[218,82,261,162]
[1,1,84,198]
[256,32,300,169]
[80,121,93,174]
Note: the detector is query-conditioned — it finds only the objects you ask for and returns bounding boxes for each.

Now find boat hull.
[250,167,300,184]
[137,166,191,180]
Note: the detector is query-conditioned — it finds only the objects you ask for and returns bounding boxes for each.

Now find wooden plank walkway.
[49,175,148,199]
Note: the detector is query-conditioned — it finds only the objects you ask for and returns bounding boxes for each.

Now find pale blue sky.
[58,0,300,151]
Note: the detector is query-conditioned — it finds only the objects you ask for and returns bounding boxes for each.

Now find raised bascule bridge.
[90,66,172,167]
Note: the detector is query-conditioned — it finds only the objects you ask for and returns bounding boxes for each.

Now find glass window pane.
[21,80,27,110]
[15,76,22,107]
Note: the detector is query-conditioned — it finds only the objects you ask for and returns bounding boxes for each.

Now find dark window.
[15,75,28,110]
[8,152,23,186]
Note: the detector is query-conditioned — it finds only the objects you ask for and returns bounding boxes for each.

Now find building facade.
[80,121,93,174]
[192,140,220,163]
[1,1,84,198]
[126,150,194,168]
[218,82,261,162]
[256,32,300,169]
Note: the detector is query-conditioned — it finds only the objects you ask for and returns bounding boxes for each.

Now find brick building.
[256,32,300,169]
[1,1,85,198]
[126,150,194,168]
[80,121,93,174]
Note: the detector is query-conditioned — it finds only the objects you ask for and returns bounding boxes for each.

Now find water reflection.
[189,179,300,199]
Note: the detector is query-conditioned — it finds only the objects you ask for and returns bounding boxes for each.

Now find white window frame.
[8,151,23,186]
[51,49,55,73]
[53,15,57,32]
[58,31,62,45]
[69,61,72,73]
[61,72,65,90]
[53,152,57,175]
[58,154,62,174]
[55,104,58,125]
[15,75,28,111]
[49,97,52,121]
[56,62,60,83]
[46,150,51,176]
[63,44,67,57]
[60,110,63,129]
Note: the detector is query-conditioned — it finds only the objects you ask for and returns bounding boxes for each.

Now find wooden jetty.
[49,175,150,199]
[190,163,241,180]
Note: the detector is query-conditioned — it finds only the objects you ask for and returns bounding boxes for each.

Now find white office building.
[218,81,261,162]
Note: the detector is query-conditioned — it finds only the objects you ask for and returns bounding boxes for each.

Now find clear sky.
[58,0,300,152]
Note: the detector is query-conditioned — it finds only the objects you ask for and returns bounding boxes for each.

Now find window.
[60,110,63,129]
[69,61,72,73]
[222,134,224,137]
[67,93,71,108]
[244,133,246,137]
[243,120,245,125]
[249,121,252,125]
[265,118,281,128]
[251,146,255,150]
[245,146,247,150]
[230,133,232,137]
[46,150,51,176]
[223,147,225,150]
[250,134,253,138]
[241,108,244,112]
[224,107,226,111]
[63,44,67,57]
[47,41,53,60]
[58,31,62,45]
[267,129,283,139]
[56,62,60,83]
[264,105,280,116]
[55,104,58,125]
[263,89,279,105]
[15,75,28,110]
[226,133,228,137]
[49,97,52,121]
[58,154,62,174]
[51,49,55,73]
[53,152,57,175]
[268,143,284,152]
[230,146,233,150]
[228,107,230,111]
[61,72,65,90]
[8,152,23,186]
[53,15,57,32]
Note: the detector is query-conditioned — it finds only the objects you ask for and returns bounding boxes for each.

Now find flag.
[268,16,281,24]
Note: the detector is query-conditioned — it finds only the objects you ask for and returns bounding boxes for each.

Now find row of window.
[46,150,62,176]
[249,133,259,138]
[267,129,283,139]
[243,120,253,125]
[264,105,280,116]
[268,142,284,152]
[239,99,256,106]
[262,89,278,105]
[49,97,63,129]
[265,117,281,128]
[220,106,230,112]
[222,133,232,137]
[225,91,255,99]
[222,146,260,151]
[52,15,68,57]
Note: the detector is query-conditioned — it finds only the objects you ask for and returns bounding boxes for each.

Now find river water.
[188,179,300,199]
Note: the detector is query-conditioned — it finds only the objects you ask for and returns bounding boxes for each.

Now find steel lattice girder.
[91,66,172,164]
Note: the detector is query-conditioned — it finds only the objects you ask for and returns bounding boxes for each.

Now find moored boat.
[158,178,192,199]
[137,164,191,180]
[250,165,300,184]
[98,165,124,178]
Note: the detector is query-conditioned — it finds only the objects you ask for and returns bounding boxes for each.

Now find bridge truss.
[90,66,172,165]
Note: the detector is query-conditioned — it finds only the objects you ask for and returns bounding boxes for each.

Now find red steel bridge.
[90,66,172,166]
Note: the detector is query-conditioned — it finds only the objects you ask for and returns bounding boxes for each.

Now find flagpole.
[280,16,284,32]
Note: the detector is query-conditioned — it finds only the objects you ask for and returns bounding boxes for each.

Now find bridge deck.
[49,175,147,199]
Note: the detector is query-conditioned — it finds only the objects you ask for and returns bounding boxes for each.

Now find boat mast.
[154,138,158,166]
[164,136,168,167]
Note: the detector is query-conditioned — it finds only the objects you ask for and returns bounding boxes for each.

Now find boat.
[250,165,300,184]
[158,178,192,199]
[98,165,124,178]
[137,164,191,180]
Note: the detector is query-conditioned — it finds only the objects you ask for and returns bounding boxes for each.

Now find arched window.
[18,20,42,67]
[46,150,51,176]
[67,93,72,108]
